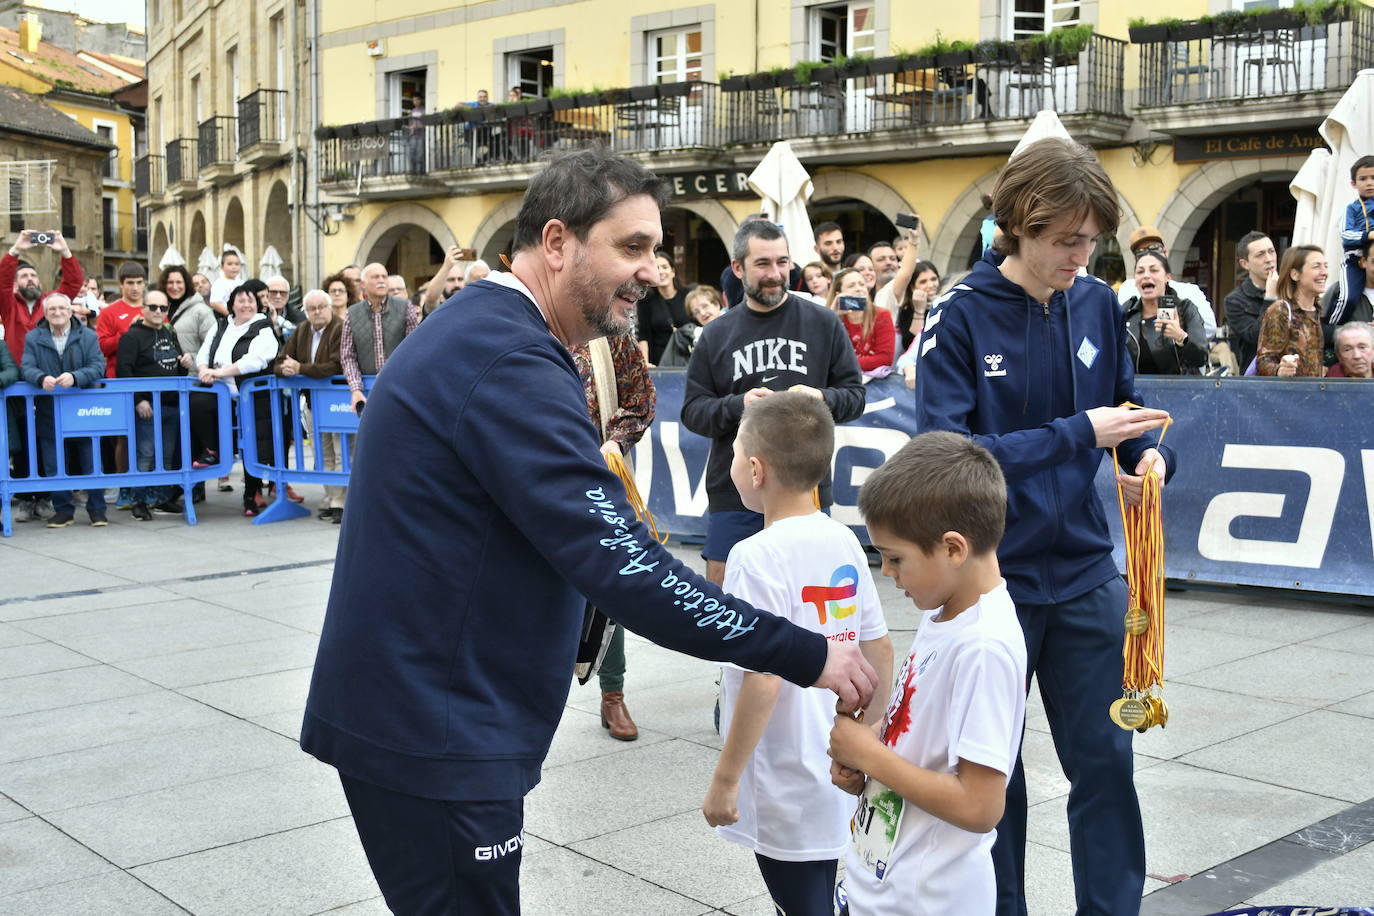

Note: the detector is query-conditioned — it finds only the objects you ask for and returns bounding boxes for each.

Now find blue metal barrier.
[0,377,236,536]
[236,375,372,525]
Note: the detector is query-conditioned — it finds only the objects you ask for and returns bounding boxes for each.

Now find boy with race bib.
[829,432,1027,915]
[702,391,893,915]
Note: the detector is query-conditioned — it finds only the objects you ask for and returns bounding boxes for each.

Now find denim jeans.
[132,405,178,505]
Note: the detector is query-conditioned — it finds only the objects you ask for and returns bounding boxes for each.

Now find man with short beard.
[813,221,845,270]
[300,149,878,913]
[1,229,83,522]
[683,219,865,586]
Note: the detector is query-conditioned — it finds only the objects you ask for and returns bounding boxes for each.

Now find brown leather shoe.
[600,691,638,741]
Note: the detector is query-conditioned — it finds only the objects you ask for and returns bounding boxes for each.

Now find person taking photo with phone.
[1121,251,1208,375]
[827,266,895,372]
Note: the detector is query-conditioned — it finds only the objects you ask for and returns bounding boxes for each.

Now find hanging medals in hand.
[1110,404,1171,733]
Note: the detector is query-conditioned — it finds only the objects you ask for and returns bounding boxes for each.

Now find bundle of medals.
[1109,405,1171,733]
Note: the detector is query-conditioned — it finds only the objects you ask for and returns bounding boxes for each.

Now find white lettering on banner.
[1197,445,1344,569]
[730,338,808,381]
[1364,450,1374,562]
[830,427,912,526]
[657,422,709,516]
[75,406,114,417]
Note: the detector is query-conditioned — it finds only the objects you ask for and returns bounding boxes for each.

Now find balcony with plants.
[1130,0,1374,131]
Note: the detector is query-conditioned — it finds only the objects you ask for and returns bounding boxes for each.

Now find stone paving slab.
[2,518,1371,913]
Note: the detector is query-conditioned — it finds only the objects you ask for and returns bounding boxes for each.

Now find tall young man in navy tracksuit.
[915,138,1176,916]
[300,150,879,915]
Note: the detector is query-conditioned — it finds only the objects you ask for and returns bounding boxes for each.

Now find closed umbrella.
[258,245,283,282]
[1290,68,1374,262]
[747,140,813,263]
[1010,109,1073,159]
[1290,147,1331,247]
[157,245,186,269]
[196,247,219,284]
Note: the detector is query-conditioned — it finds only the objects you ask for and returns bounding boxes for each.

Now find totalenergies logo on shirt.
[801,564,859,626]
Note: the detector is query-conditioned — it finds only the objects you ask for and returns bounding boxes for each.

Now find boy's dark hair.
[221,249,240,264]
[1236,230,1269,263]
[992,138,1119,256]
[859,431,1006,556]
[513,149,668,253]
[1350,155,1374,181]
[117,261,145,281]
[737,392,834,492]
[813,220,842,241]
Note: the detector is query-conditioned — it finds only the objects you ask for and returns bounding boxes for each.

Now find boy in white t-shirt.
[702,391,893,916]
[829,431,1027,916]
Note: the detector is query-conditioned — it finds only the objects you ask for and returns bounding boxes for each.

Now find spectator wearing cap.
[1117,226,1217,338]
[1327,322,1373,378]
[1223,231,1279,374]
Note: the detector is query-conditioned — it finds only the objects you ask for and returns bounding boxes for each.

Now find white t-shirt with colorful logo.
[843,581,1027,916]
[718,511,889,861]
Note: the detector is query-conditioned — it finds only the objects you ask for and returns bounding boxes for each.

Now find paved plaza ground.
[1,485,1372,914]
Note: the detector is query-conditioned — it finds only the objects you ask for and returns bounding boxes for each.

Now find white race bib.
[850,777,904,882]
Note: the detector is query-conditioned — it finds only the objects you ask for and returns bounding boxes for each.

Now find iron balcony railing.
[1135,6,1374,107]
[134,154,164,198]
[197,116,238,169]
[318,81,723,182]
[724,34,1124,142]
[238,89,287,150]
[165,139,197,186]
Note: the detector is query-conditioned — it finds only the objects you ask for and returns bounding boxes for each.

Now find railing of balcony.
[724,34,1124,142]
[317,81,723,183]
[135,154,164,198]
[238,89,287,150]
[1135,6,1374,107]
[165,139,196,185]
[198,116,238,169]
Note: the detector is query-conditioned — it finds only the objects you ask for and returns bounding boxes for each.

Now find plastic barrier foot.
[252,494,311,525]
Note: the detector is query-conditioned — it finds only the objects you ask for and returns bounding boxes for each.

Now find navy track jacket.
[301,279,828,801]
[915,253,1178,606]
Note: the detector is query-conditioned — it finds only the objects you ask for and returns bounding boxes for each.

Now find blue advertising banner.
[56,391,131,436]
[311,387,362,434]
[636,372,1374,600]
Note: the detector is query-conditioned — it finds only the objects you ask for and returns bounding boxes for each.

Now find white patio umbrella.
[747,140,813,265]
[1290,147,1331,247]
[258,245,284,282]
[157,245,186,269]
[1289,68,1374,261]
[196,247,219,283]
[1010,110,1073,159]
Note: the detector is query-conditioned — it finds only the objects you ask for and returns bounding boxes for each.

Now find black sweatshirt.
[115,321,184,407]
[681,294,865,513]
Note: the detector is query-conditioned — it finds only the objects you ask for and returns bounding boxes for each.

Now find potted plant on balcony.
[574,91,604,107]
[525,96,553,113]
[1168,19,1214,42]
[866,55,903,76]
[793,59,831,84]
[1127,19,1170,43]
[745,72,777,90]
[628,84,659,101]
[839,54,873,78]
[771,66,799,87]
[720,72,748,91]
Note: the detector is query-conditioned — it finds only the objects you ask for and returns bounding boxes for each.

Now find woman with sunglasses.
[116,289,195,519]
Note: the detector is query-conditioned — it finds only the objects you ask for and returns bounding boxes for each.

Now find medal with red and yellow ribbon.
[1109,403,1171,733]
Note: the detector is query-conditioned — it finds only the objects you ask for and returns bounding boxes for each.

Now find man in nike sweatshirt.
[916,139,1177,916]
[300,149,878,915]
[683,219,865,585]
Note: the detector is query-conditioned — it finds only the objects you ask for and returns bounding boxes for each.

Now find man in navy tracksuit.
[916,139,1176,916]
[300,149,878,915]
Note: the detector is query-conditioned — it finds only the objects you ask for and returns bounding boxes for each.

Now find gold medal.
[1124,607,1149,636]
[1117,697,1148,730]
[1154,696,1169,728]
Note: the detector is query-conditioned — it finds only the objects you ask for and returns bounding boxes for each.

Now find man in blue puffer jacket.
[916,139,1177,916]
[21,293,108,527]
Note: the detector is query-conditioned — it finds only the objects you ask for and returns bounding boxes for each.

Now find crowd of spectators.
[3,154,1372,526]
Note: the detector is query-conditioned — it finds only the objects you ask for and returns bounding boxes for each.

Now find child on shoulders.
[702,390,893,916]
[829,431,1027,916]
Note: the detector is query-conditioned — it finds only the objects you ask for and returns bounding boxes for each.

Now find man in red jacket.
[1,229,83,522]
[1,229,83,363]
[96,261,146,378]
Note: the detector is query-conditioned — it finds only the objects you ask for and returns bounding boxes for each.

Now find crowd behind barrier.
[0,377,235,536]
[5,372,1373,599]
